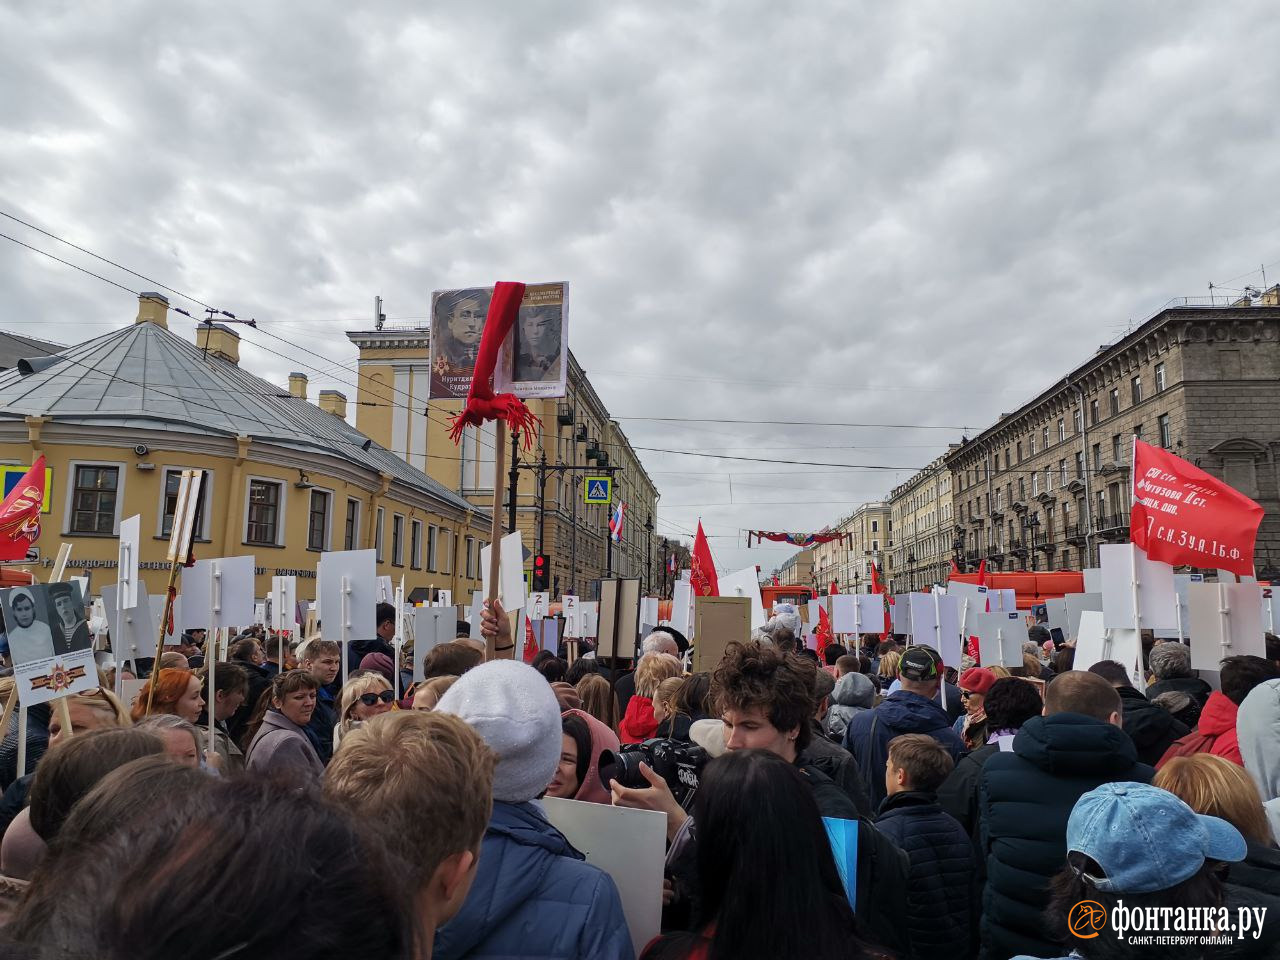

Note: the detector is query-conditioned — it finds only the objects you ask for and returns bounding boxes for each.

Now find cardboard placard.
[317,549,378,646]
[717,566,767,629]
[412,607,459,682]
[580,601,599,640]
[1083,567,1103,594]
[906,593,936,642]
[101,582,157,662]
[693,596,751,672]
[116,514,141,610]
[974,609,1028,668]
[182,556,256,631]
[931,589,962,669]
[1099,543,1177,631]
[830,594,885,637]
[637,597,660,635]
[540,797,663,958]
[528,592,550,620]
[1044,598,1069,634]
[1074,610,1142,682]
[270,576,298,633]
[597,579,641,659]
[1188,581,1266,672]
[562,595,580,639]
[436,589,452,608]
[1154,573,1204,640]
[534,618,560,656]
[1065,593,1104,641]
[2,581,97,706]
[480,531,527,613]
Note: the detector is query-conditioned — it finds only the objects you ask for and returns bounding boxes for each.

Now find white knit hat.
[436,659,562,803]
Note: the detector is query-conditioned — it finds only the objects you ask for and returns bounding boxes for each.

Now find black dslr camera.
[598,738,709,809]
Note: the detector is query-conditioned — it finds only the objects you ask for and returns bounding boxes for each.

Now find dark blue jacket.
[844,691,966,810]
[303,687,337,764]
[434,800,634,960]
[876,790,977,960]
[979,714,1152,960]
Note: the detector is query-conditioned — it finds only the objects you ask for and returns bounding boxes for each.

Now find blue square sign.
[584,476,612,505]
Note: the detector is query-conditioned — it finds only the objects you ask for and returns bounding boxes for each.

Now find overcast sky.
[2,1,1278,575]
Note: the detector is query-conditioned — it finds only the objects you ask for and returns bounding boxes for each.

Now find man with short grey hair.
[641,633,678,657]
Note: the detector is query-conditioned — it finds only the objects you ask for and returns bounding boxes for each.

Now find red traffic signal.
[532,553,550,591]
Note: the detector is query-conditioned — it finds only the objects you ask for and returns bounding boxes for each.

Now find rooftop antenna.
[374,296,385,331]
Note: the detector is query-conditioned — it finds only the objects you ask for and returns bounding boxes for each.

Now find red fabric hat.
[959,667,997,696]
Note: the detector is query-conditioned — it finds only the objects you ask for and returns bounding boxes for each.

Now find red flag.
[829,580,839,596]
[815,603,833,660]
[772,574,780,587]
[522,615,539,664]
[869,562,892,634]
[0,457,45,562]
[691,521,720,598]
[949,557,960,577]
[1131,438,1264,577]
[976,559,987,587]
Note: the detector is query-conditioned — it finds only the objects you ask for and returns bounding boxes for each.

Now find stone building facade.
[944,294,1280,578]
[889,449,958,592]
[810,502,892,593]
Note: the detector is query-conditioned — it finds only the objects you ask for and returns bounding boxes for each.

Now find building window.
[1042,426,1050,450]
[1046,467,1055,493]
[1109,388,1119,416]
[1133,423,1143,443]
[1016,442,1023,463]
[1091,443,1102,468]
[1018,477,1026,500]
[375,507,385,562]
[1158,414,1172,449]
[1005,448,1012,469]
[1063,502,1071,535]
[1131,376,1142,405]
[1089,399,1100,425]
[246,479,282,545]
[440,529,452,575]
[465,536,476,578]
[160,469,209,539]
[1058,418,1066,442]
[1112,435,1122,463]
[307,490,330,551]
[410,520,422,569]
[1032,473,1040,497]
[71,465,119,534]
[871,520,878,533]
[391,514,404,566]
[428,525,439,572]
[1154,362,1166,393]
[344,499,360,551]
[1075,452,1085,478]
[1073,408,1083,434]
[1029,435,1036,457]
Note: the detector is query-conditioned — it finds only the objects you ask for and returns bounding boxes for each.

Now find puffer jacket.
[979,714,1153,960]
[619,696,658,744]
[434,800,633,960]
[562,708,619,804]
[801,728,872,818]
[1116,684,1188,766]
[1238,678,1280,843]
[1158,690,1243,769]
[824,672,875,742]
[937,742,1001,846]
[1146,674,1213,724]
[876,790,976,960]
[844,691,966,811]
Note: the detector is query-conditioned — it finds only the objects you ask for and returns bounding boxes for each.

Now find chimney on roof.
[318,390,347,419]
[135,292,169,329]
[196,323,240,365]
[288,372,308,400]
[1263,285,1279,306]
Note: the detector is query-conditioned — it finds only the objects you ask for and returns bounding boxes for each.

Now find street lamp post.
[644,514,654,595]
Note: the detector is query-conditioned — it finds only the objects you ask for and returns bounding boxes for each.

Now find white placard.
[890,596,910,635]
[669,582,692,639]
[2,581,97,706]
[182,556,256,630]
[1065,593,1104,641]
[932,589,963,668]
[1099,543,1177,631]
[580,601,599,639]
[1154,573,1204,640]
[1074,612,1143,686]
[480,531,527,613]
[117,514,141,610]
[906,593,936,642]
[562,595,580,638]
[253,601,267,627]
[270,576,297,633]
[974,609,1028,668]
[468,591,485,641]
[528,592,550,620]
[376,575,394,604]
[120,677,146,714]
[1188,582,1266,672]
[317,549,378,656]
[638,597,660,635]
[101,582,157,662]
[541,797,664,958]
[412,607,459,682]
[1044,598,1068,634]
[534,618,561,656]
[1083,567,1103,594]
[437,589,452,608]
[988,589,1017,614]
[716,567,766,628]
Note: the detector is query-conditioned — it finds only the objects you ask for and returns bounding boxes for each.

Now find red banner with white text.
[1130,438,1264,577]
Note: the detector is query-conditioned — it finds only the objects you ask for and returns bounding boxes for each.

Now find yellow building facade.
[0,295,490,605]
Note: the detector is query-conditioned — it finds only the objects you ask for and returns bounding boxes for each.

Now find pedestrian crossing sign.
[584,476,613,505]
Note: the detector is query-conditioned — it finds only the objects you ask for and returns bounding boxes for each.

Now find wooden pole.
[0,686,18,742]
[145,559,183,716]
[56,696,74,741]
[487,420,511,660]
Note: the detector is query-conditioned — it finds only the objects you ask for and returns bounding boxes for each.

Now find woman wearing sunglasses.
[334,673,397,749]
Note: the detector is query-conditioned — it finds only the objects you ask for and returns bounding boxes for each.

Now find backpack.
[1155,730,1219,770]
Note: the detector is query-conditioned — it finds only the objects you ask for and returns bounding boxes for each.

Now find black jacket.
[1146,675,1214,725]
[0,703,49,791]
[1222,841,1280,959]
[801,727,872,818]
[613,670,637,716]
[347,636,394,676]
[876,790,977,960]
[1117,684,1189,766]
[936,742,1000,846]
[226,661,273,747]
[303,687,339,765]
[978,714,1153,960]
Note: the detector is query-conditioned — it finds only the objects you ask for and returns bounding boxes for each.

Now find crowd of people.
[0,597,1275,959]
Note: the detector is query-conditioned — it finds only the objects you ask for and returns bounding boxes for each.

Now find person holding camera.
[611,640,910,955]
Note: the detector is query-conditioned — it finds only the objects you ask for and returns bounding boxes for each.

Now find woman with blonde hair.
[410,675,457,711]
[334,672,395,747]
[577,673,620,733]
[877,651,901,684]
[619,652,681,743]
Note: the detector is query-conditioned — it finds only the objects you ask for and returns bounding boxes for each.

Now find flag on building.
[1130,437,1264,577]
[667,553,677,574]
[0,456,45,562]
[691,521,720,598]
[609,502,626,543]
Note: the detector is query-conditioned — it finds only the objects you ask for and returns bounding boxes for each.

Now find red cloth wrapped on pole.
[976,559,987,587]
[691,521,720,598]
[950,557,960,577]
[448,281,540,449]
[523,615,539,664]
[829,580,839,596]
[870,562,892,634]
[1130,438,1264,577]
[0,456,45,561]
[815,603,833,661]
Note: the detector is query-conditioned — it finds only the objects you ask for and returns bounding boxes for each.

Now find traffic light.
[532,553,550,591]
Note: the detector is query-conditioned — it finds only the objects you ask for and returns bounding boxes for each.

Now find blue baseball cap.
[1067,782,1246,894]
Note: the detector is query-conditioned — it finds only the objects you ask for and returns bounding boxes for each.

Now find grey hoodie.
[1238,678,1280,842]
[825,672,875,742]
